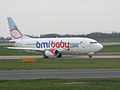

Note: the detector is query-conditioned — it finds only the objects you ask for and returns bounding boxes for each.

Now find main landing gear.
[57,53,62,58]
[43,54,49,58]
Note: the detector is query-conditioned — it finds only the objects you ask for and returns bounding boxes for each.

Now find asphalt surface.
[96,52,120,55]
[101,42,120,46]
[0,69,120,80]
[0,54,120,80]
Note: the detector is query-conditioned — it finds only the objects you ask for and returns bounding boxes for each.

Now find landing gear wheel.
[88,54,92,58]
[43,54,49,58]
[57,53,62,58]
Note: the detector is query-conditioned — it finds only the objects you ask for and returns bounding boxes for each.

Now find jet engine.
[44,49,62,58]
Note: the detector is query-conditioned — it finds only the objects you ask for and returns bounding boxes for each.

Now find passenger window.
[90,42,97,44]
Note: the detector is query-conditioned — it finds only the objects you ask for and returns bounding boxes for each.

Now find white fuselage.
[7,17,103,58]
[13,37,103,55]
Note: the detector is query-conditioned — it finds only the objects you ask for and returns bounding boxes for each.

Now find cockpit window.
[90,42,98,44]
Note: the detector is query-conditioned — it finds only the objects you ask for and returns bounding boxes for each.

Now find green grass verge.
[97,38,120,42]
[0,58,120,70]
[0,40,9,43]
[0,47,40,56]
[1,78,120,90]
[100,45,120,52]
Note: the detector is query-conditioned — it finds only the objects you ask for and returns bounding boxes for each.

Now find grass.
[0,40,9,43]
[0,47,40,56]
[97,38,120,42]
[0,78,120,90]
[100,45,120,52]
[0,58,120,70]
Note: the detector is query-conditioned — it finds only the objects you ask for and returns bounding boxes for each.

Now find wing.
[7,47,45,51]
[7,47,63,52]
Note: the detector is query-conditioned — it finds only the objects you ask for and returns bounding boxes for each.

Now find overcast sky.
[0,0,120,37]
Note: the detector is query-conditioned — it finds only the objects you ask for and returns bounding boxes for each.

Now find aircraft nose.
[90,43,103,52]
[98,43,103,51]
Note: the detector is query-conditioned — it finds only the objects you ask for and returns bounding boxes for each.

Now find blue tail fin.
[7,17,23,39]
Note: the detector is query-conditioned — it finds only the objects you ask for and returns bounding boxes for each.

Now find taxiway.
[0,69,120,80]
[0,55,120,59]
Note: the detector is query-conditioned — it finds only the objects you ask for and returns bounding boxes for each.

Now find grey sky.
[0,0,120,37]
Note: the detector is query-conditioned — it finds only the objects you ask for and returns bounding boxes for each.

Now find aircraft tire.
[88,54,92,58]
[57,53,62,58]
[43,54,49,58]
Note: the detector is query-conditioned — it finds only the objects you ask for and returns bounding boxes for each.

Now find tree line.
[0,32,120,40]
[40,32,120,39]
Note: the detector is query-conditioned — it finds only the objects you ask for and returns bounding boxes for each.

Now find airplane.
[7,17,103,58]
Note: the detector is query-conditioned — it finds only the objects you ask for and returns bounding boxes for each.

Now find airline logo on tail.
[7,17,23,39]
[10,26,23,39]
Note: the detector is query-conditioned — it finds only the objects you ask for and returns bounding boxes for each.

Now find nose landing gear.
[88,52,94,58]
[88,54,92,58]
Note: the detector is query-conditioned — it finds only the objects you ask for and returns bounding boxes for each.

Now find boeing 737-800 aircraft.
[7,17,103,58]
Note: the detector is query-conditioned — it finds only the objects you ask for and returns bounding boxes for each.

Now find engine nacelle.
[45,49,59,56]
